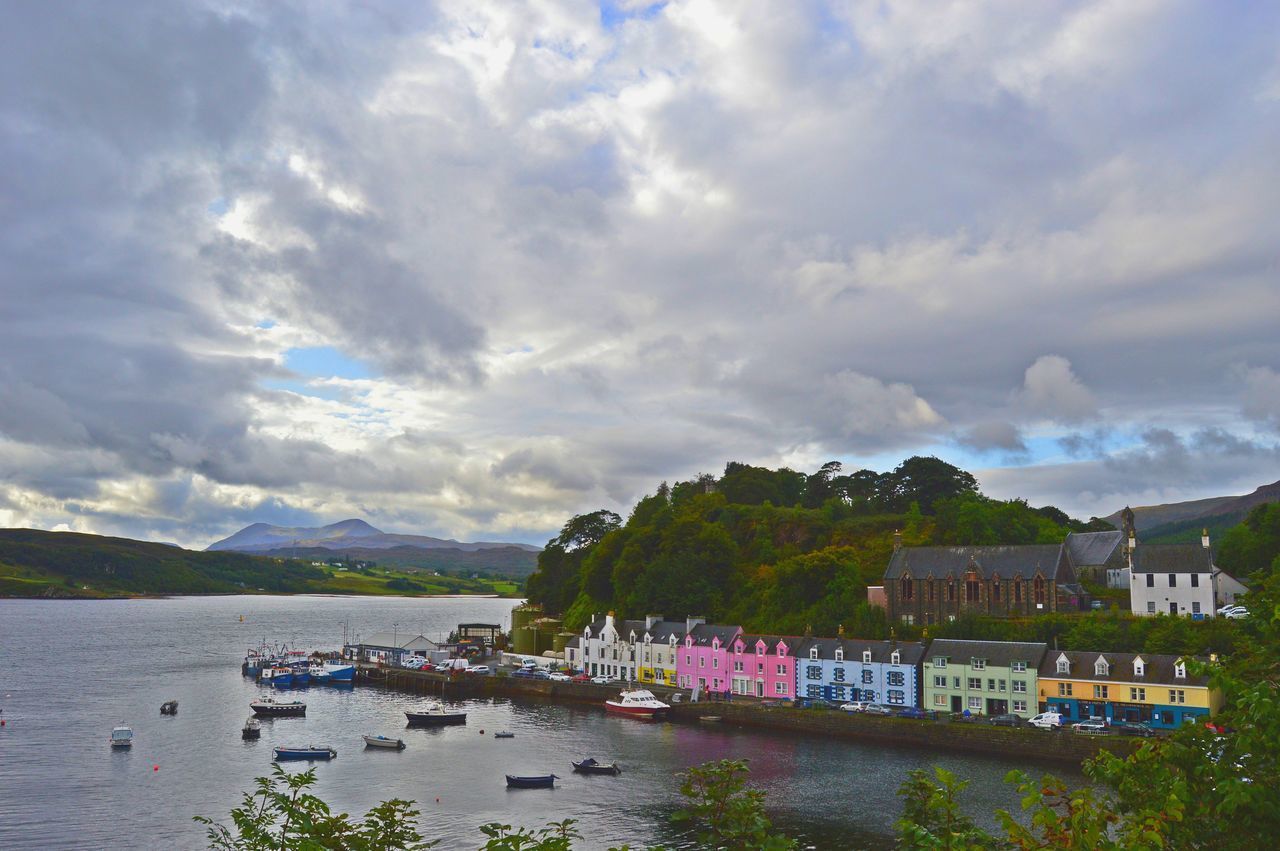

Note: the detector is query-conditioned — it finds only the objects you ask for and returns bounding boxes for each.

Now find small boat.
[273,745,337,761]
[321,661,355,683]
[405,702,467,726]
[698,715,723,723]
[261,667,294,688]
[242,718,261,740]
[572,757,620,775]
[493,731,515,739]
[363,735,406,750]
[250,697,307,717]
[605,689,670,719]
[109,725,134,749]
[160,700,179,716]
[506,774,557,788]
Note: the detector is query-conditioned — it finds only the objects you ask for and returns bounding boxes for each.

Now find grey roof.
[885,545,1069,581]
[1065,531,1124,567]
[687,623,742,646]
[734,634,801,653]
[643,620,688,643]
[924,639,1048,668]
[361,632,438,651]
[1039,650,1211,688]
[795,637,927,665]
[1130,544,1214,574]
[563,636,581,650]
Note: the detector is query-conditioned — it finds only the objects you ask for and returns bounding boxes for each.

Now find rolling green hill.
[0,528,521,598]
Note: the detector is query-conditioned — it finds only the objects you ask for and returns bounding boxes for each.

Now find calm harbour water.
[0,596,1080,850]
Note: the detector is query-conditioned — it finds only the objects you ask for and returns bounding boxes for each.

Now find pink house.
[730,635,797,699]
[676,623,742,692]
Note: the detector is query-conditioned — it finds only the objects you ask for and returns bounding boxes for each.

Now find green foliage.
[671,759,796,850]
[1216,502,1280,579]
[477,820,581,851]
[196,765,435,850]
[896,767,999,850]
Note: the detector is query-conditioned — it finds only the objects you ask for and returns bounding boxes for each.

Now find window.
[966,578,979,602]
[776,664,786,676]
[831,686,845,700]
[888,690,904,705]
[756,644,764,656]
[699,657,705,668]
[734,660,743,672]
[1147,602,1156,613]
[1191,573,1199,588]
[862,649,872,664]
[686,654,692,665]
[1093,685,1109,699]
[888,671,905,687]
[933,675,947,688]
[1146,573,1154,588]
[712,657,719,669]
[834,648,844,662]
[1094,658,1109,677]
[901,614,915,625]
[1174,662,1186,679]
[1056,658,1070,675]
[806,665,821,680]
[926,578,934,602]
[968,697,982,710]
[809,647,819,660]
[1012,680,1027,693]
[777,645,785,657]
[1011,661,1027,673]
[1192,602,1201,615]
[947,578,956,602]
[1170,689,1186,704]
[862,670,873,684]
[1130,687,1146,701]
[806,685,821,698]
[891,650,900,665]
[775,682,786,695]
[992,581,1001,602]
[1169,574,1176,588]
[900,575,914,601]
[972,658,986,671]
[1014,578,1023,603]
[952,677,961,688]
[833,667,845,682]
[987,679,996,691]
[757,663,764,674]
[1034,575,1046,604]
[998,679,1006,691]
[1013,700,1027,713]
[934,694,948,706]
[1133,659,1145,677]
[1058,683,1073,697]
[968,677,982,690]
[933,657,948,668]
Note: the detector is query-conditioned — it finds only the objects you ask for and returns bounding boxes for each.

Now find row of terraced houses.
[564,614,1221,729]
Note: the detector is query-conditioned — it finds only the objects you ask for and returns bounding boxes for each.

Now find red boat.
[604,689,670,718]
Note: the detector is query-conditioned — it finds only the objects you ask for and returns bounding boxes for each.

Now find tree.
[883,456,980,513]
[1217,503,1280,579]
[671,759,796,850]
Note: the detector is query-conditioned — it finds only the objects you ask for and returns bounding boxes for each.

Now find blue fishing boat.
[506,774,557,789]
[261,666,294,688]
[273,745,336,761]
[322,661,355,682]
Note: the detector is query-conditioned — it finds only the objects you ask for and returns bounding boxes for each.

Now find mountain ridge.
[1105,480,1280,535]
[207,518,541,554]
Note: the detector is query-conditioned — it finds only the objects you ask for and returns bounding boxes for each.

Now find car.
[590,675,615,684]
[840,701,869,713]
[571,673,592,683]
[987,713,1024,727]
[864,703,893,715]
[548,672,571,682]
[896,707,935,720]
[1112,721,1157,738]
[1028,712,1064,729]
[1071,720,1111,735]
[1224,607,1249,619]
[465,665,491,675]
[1217,603,1245,615]
[519,660,538,670]
[511,668,538,678]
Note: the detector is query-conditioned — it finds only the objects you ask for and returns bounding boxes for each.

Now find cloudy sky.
[3,1,1279,549]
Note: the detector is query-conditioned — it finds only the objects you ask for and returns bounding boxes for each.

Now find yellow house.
[1038,650,1222,730]
[635,618,689,686]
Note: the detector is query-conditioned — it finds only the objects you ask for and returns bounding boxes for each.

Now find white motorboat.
[110,725,134,748]
[604,689,670,718]
[363,735,406,750]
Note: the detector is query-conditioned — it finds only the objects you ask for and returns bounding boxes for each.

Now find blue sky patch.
[284,346,373,381]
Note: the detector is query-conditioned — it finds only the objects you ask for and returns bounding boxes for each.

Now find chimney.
[804,624,813,637]
[646,614,662,630]
[837,623,844,637]
[1201,528,1210,549]
[893,529,903,551]
[605,611,615,633]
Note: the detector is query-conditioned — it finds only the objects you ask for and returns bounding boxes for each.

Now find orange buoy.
[153,765,159,771]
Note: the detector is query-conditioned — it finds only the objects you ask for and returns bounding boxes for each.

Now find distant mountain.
[207,519,541,554]
[1106,480,1280,540]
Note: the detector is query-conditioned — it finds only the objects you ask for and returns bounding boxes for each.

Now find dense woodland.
[525,457,1280,654]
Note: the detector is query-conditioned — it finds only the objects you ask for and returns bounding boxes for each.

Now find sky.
[2,1,1279,549]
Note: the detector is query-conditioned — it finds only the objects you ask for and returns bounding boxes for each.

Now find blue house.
[793,638,926,707]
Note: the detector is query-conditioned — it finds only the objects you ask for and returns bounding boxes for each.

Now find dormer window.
[834,648,844,662]
[776,644,785,657]
[933,656,947,668]
[1175,661,1186,679]
[1094,658,1109,677]
[971,658,985,671]
[891,650,901,665]
[1133,657,1145,677]
[1056,656,1070,675]
[862,649,872,664]
[756,644,765,657]
[809,647,819,660]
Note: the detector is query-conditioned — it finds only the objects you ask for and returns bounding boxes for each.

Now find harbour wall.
[357,665,1134,766]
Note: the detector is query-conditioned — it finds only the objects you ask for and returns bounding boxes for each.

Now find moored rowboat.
[273,745,336,761]
[506,774,557,788]
[363,735,406,750]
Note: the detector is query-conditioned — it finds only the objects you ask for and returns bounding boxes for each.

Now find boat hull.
[604,702,666,718]
[250,702,306,717]
[405,711,467,726]
[363,736,406,749]
[323,664,355,682]
[273,747,336,761]
[506,774,557,788]
[572,760,620,775]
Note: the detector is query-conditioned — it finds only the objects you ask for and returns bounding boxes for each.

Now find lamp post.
[393,623,399,666]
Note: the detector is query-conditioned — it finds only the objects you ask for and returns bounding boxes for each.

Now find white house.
[1129,532,1247,618]
[578,612,642,680]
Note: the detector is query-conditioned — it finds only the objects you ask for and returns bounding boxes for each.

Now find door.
[1169,602,1178,615]
[756,680,764,697]
[987,698,1008,715]
[951,695,962,713]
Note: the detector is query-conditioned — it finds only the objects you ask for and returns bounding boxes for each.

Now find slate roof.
[795,638,927,665]
[884,545,1069,581]
[734,634,800,654]
[564,636,580,650]
[687,623,743,646]
[924,639,1048,668]
[643,620,689,642]
[1065,531,1124,567]
[1130,544,1214,574]
[1039,650,1211,688]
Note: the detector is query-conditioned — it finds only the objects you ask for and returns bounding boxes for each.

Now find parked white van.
[1029,712,1064,729]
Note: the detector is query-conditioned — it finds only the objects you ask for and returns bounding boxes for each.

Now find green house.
[922,639,1047,718]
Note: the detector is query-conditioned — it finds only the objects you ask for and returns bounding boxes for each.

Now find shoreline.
[0,591,520,601]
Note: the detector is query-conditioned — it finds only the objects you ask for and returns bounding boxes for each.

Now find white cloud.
[1017,356,1098,422]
